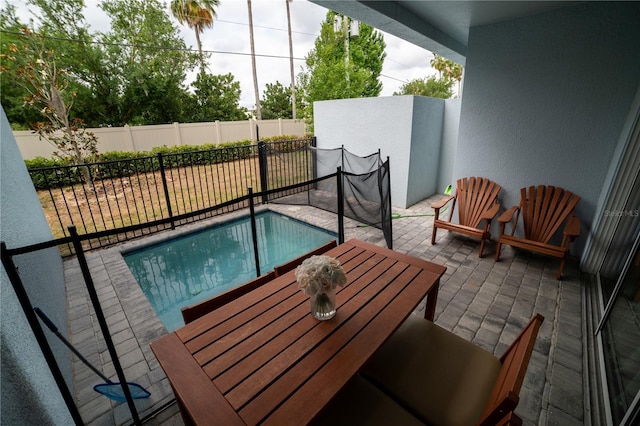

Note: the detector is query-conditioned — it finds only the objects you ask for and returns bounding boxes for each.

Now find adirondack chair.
[495,185,581,279]
[431,177,501,257]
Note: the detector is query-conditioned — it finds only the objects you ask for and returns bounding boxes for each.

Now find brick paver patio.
[64,195,585,425]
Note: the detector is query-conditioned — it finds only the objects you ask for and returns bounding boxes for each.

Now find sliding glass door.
[597,170,640,425]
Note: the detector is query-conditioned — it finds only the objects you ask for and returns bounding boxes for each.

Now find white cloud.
[7,0,437,110]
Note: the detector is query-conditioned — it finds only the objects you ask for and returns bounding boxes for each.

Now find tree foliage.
[170,0,218,72]
[99,0,197,125]
[394,54,463,99]
[183,72,249,122]
[394,76,454,99]
[297,11,386,123]
[2,21,98,177]
[0,0,251,129]
[261,81,292,119]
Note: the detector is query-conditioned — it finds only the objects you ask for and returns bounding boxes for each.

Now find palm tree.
[247,0,262,119]
[430,54,448,79]
[286,0,296,119]
[171,0,219,73]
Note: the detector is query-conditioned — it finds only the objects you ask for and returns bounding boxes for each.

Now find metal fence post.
[157,153,175,229]
[0,242,84,426]
[68,226,142,425]
[258,142,269,204]
[248,187,261,277]
[336,167,345,244]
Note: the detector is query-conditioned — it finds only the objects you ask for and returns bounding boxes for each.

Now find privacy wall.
[315,95,459,208]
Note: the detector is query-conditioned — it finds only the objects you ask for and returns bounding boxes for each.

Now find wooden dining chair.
[273,240,338,277]
[495,185,580,279]
[359,313,544,426]
[180,271,276,324]
[431,177,501,257]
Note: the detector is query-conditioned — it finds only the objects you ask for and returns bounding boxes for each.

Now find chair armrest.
[480,202,501,221]
[498,206,519,224]
[432,195,454,211]
[564,215,581,238]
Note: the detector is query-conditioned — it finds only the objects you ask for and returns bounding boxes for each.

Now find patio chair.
[181,271,276,324]
[359,313,544,426]
[314,374,524,425]
[495,185,580,279]
[273,240,338,277]
[431,177,501,257]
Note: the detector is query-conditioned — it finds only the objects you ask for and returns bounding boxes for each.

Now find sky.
[9,0,439,110]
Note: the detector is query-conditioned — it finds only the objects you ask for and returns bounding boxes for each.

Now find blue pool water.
[124,211,337,331]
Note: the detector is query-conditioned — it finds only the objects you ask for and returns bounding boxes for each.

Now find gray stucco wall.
[454,2,640,255]
[1,107,73,424]
[314,95,445,208]
[438,98,461,193]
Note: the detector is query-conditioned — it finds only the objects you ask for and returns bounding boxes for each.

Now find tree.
[4,26,98,181]
[297,11,385,123]
[430,54,463,95]
[246,0,261,119]
[99,0,197,125]
[0,6,43,128]
[0,0,109,128]
[394,76,454,99]
[285,0,296,119]
[261,81,292,119]
[170,0,218,73]
[183,72,248,122]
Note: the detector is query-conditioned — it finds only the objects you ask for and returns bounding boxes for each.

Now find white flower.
[295,255,347,296]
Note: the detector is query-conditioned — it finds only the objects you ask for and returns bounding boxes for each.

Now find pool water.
[124,211,337,331]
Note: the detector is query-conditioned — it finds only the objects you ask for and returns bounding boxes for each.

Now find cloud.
[8,0,437,110]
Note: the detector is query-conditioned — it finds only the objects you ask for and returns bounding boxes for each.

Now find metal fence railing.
[0,174,345,426]
[28,138,316,254]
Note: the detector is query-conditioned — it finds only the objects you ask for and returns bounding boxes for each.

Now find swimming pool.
[123,211,337,331]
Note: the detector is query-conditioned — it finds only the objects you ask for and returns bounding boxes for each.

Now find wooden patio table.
[150,239,446,425]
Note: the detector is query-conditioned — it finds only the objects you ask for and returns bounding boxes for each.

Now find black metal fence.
[28,138,315,254]
[0,174,345,426]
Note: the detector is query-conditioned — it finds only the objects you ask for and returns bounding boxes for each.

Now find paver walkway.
[64,195,585,425]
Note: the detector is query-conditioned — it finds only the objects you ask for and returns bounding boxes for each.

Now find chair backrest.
[273,240,338,277]
[478,313,544,426]
[181,271,276,324]
[456,177,501,227]
[520,186,580,243]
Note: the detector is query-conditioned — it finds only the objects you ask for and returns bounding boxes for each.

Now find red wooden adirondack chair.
[432,177,501,257]
[495,185,581,279]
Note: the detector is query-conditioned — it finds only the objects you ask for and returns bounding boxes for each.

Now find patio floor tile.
[64,195,585,425]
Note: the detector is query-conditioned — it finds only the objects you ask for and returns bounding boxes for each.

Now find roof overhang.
[310,1,580,65]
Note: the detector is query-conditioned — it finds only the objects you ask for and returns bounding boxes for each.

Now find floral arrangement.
[295,255,347,296]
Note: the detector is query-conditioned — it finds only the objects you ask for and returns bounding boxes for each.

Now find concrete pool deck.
[63,195,585,425]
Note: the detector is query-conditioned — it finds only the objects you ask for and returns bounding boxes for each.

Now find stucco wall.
[314,96,445,208]
[1,107,73,424]
[454,2,640,255]
[438,98,461,193]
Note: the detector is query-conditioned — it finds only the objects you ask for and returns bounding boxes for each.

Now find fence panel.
[28,139,313,254]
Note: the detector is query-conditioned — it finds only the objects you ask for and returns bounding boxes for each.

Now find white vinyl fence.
[14,118,307,160]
